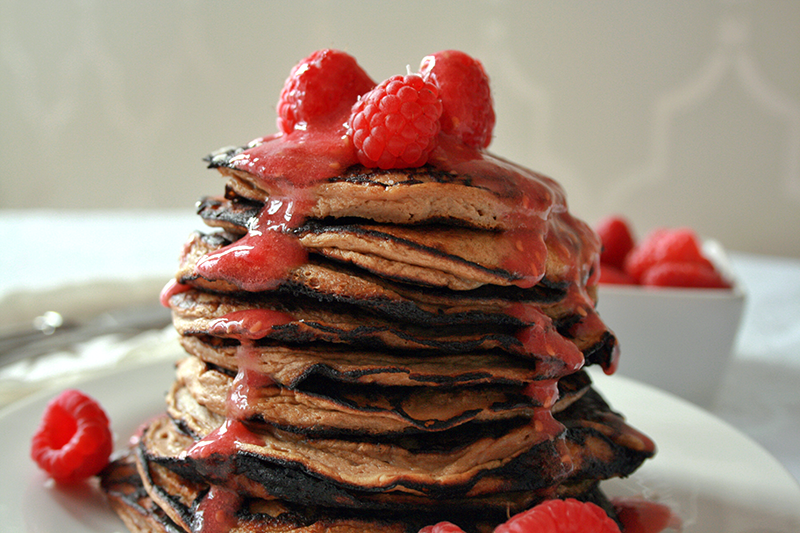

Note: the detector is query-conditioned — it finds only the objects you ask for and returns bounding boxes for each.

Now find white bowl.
[595,241,745,407]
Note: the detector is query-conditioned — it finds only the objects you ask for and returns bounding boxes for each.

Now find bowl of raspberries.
[593,216,745,408]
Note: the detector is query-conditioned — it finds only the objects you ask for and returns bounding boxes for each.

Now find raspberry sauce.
[228,126,358,190]
[207,309,294,340]
[195,197,310,292]
[508,303,584,374]
[523,380,568,447]
[184,417,262,462]
[185,343,276,461]
[159,278,191,307]
[613,498,682,533]
[227,343,276,420]
[193,485,242,533]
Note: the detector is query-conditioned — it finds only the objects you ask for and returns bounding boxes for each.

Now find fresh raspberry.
[419,50,495,149]
[595,216,636,270]
[655,228,713,268]
[641,261,731,288]
[494,499,621,533]
[348,73,443,169]
[418,522,465,533]
[277,49,375,134]
[622,228,668,283]
[30,389,113,484]
[624,227,718,284]
[598,264,636,285]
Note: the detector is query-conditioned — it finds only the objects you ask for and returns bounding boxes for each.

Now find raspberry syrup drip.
[522,378,558,409]
[523,380,568,446]
[185,344,274,460]
[193,485,242,533]
[530,406,567,445]
[508,303,584,375]
[184,417,263,461]
[208,308,295,341]
[195,197,310,292]
[159,278,191,307]
[227,343,276,420]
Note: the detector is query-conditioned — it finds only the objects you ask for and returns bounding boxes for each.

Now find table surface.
[2,209,799,487]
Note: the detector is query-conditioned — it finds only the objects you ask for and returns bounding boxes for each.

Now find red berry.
[277,49,375,134]
[419,522,466,533]
[624,227,721,285]
[30,389,113,484]
[641,261,731,288]
[622,228,668,283]
[419,50,495,149]
[595,216,635,270]
[598,264,636,285]
[495,499,621,533]
[655,228,713,268]
[348,73,443,169]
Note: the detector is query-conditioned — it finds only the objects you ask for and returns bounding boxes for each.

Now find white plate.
[1,360,799,532]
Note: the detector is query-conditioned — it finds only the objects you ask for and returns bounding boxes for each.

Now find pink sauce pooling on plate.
[613,498,682,533]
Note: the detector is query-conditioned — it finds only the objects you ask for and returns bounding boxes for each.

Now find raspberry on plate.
[277,49,375,134]
[348,73,443,169]
[494,498,621,533]
[419,50,495,149]
[30,389,113,484]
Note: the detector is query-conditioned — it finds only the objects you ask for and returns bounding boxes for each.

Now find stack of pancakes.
[101,148,655,532]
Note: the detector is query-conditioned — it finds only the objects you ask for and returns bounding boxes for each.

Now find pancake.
[207,151,540,231]
[167,289,585,377]
[139,413,569,508]
[168,355,538,435]
[197,195,580,291]
[103,447,620,533]
[138,383,651,513]
[175,232,577,326]
[178,335,542,388]
[166,357,592,439]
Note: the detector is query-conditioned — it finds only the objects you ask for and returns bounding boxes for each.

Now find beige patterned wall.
[2,0,799,257]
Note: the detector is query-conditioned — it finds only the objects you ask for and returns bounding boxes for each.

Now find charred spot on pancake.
[582,331,617,369]
[205,144,246,168]
[196,195,258,233]
[100,452,191,533]
[556,388,656,481]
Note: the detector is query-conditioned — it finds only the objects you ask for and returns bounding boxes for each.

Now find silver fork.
[0,303,172,367]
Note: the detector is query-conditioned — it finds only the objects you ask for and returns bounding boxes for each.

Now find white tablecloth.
[1,209,799,485]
